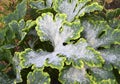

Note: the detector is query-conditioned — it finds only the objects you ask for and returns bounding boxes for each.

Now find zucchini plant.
[0,0,120,84]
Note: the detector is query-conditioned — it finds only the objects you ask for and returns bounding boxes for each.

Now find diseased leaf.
[54,0,103,21]
[59,67,90,84]
[30,0,53,10]
[100,46,120,71]
[18,48,66,69]
[4,0,27,23]
[14,13,104,69]
[12,52,23,83]
[81,19,120,48]
[27,69,50,84]
[90,68,117,84]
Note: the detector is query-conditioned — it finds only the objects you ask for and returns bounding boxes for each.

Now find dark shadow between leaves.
[43,66,61,84]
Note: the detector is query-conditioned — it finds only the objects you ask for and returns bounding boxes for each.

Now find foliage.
[0,0,120,84]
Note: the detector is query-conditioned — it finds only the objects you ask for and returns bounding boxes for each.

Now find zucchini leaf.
[27,69,50,84]
[6,19,35,46]
[54,0,103,21]
[13,13,104,83]
[90,68,117,84]
[59,67,90,84]
[0,72,14,84]
[30,0,53,10]
[100,46,120,71]
[81,19,120,48]
[4,0,27,23]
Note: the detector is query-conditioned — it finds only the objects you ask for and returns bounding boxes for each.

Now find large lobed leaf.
[54,0,103,21]
[81,19,120,48]
[13,13,104,83]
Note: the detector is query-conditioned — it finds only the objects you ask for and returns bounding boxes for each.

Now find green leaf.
[0,72,14,84]
[0,48,12,64]
[0,29,6,46]
[30,0,53,10]
[59,67,90,84]
[54,0,103,21]
[4,0,27,23]
[107,19,120,29]
[8,19,35,45]
[27,69,50,84]
[9,20,26,41]
[106,8,120,20]
[90,68,117,84]
[81,19,120,48]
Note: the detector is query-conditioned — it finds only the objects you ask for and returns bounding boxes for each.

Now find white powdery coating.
[91,68,114,79]
[58,0,77,21]
[63,67,89,83]
[24,50,64,68]
[46,0,52,7]
[82,21,108,48]
[58,0,87,21]
[39,14,63,46]
[58,0,89,21]
[25,51,49,67]
[101,50,120,67]
[59,41,97,62]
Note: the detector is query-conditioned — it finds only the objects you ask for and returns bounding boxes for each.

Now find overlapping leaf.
[81,19,120,48]
[90,68,117,84]
[59,67,90,84]
[54,0,103,21]
[27,69,50,84]
[100,46,120,71]
[13,12,104,71]
[30,0,53,10]
[0,72,14,84]
[4,0,27,23]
